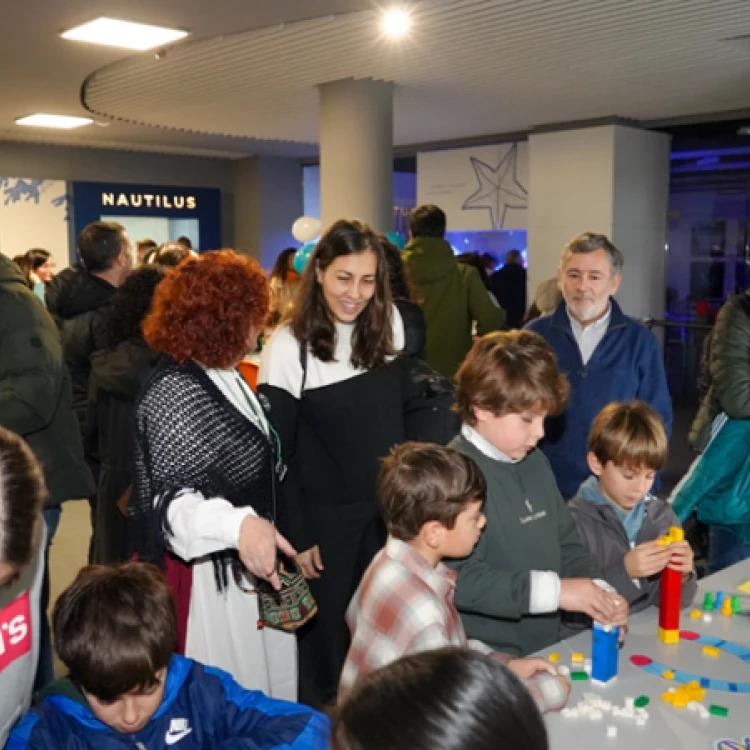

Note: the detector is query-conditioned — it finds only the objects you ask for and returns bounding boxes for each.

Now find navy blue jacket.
[7,656,330,750]
[526,300,672,498]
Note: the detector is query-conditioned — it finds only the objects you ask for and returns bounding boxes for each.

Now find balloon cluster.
[292,216,322,274]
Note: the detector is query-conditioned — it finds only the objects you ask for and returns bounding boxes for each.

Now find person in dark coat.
[0,251,95,690]
[86,266,166,564]
[490,250,527,329]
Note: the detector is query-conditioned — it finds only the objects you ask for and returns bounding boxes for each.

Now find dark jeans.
[34,506,62,692]
[707,525,750,575]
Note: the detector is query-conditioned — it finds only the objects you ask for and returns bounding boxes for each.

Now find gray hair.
[560,232,623,276]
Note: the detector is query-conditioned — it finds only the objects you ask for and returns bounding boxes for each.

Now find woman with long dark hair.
[269,247,301,324]
[259,219,406,707]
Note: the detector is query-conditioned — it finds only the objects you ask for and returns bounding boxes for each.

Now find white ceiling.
[4,0,750,159]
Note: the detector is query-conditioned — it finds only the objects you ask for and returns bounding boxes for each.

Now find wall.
[0,141,236,256]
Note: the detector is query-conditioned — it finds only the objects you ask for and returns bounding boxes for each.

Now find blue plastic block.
[716,591,726,607]
[592,622,620,684]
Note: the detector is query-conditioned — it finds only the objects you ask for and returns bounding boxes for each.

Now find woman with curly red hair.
[128,250,300,700]
[259,220,407,708]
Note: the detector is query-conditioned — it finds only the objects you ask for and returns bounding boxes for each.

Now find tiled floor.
[49,500,91,677]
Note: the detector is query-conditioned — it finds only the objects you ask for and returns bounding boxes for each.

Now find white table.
[539,560,750,750]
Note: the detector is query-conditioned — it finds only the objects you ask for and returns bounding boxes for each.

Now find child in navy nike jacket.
[7,563,329,750]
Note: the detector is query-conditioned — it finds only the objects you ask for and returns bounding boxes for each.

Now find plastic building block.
[703,613,713,623]
[709,704,729,717]
[634,696,650,708]
[662,691,674,704]
[571,652,585,664]
[721,599,733,617]
[592,622,619,684]
[658,528,684,644]
[571,671,589,680]
[607,726,617,738]
[715,591,726,607]
[548,652,560,663]
[732,595,742,614]
[702,645,721,658]
[559,665,570,676]
[663,670,675,680]
[690,609,702,620]
[702,592,715,610]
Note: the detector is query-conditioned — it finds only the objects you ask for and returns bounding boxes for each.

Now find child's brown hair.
[379,442,486,541]
[53,562,177,702]
[455,331,570,426]
[589,401,668,471]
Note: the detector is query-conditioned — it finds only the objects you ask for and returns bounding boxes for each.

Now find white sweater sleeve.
[165,491,257,561]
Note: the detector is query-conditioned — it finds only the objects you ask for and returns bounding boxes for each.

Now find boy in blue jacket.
[7,563,329,750]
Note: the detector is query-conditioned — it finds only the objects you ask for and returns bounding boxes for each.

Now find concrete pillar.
[528,124,671,321]
[318,78,394,232]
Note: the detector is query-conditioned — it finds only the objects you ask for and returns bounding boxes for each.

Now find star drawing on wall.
[461,144,527,229]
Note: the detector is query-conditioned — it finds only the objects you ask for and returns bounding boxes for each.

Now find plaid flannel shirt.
[339,536,491,700]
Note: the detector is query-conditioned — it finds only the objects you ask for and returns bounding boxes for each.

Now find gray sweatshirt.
[0,527,45,745]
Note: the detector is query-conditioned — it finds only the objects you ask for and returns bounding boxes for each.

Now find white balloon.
[292,216,322,244]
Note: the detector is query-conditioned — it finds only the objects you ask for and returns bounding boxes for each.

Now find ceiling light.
[15,114,93,129]
[738,126,750,136]
[61,17,188,51]
[382,8,412,38]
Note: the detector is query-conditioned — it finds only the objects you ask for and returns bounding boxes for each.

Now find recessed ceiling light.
[382,8,412,38]
[61,17,188,51]
[738,126,750,136]
[15,114,93,129]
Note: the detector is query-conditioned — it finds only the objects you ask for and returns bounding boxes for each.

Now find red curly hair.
[143,250,269,369]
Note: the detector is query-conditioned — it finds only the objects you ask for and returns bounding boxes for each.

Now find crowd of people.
[0,204,745,749]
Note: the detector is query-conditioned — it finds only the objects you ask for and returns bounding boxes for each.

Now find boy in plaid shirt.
[339,443,569,712]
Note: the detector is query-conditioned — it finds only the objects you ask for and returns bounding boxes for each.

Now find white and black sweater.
[258,313,406,551]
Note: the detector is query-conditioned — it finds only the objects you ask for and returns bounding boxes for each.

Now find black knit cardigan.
[129,357,279,587]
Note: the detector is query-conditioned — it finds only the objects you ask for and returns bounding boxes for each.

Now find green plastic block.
[732,595,742,614]
[571,671,589,681]
[703,592,715,611]
[634,696,650,708]
[709,704,729,717]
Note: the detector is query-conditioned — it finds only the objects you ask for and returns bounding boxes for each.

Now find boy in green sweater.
[449,331,629,655]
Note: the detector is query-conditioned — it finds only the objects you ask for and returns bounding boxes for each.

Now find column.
[528,124,671,321]
[318,78,394,232]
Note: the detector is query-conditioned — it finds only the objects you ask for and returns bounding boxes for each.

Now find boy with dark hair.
[8,563,329,750]
[569,401,696,613]
[450,331,629,656]
[339,442,569,712]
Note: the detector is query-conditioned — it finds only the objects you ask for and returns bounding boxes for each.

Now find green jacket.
[403,237,505,378]
[449,434,600,656]
[690,291,750,450]
[0,254,94,506]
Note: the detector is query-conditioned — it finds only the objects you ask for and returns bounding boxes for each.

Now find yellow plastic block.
[657,537,672,547]
[673,696,689,708]
[659,628,680,644]
[690,610,702,620]
[571,652,585,664]
[662,692,675,704]
[738,580,750,595]
[668,526,685,543]
[688,681,702,689]
[664,670,676,680]
[721,601,733,617]
[548,653,560,663]
[703,645,721,658]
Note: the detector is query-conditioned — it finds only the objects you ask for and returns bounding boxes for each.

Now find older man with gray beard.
[526,232,672,499]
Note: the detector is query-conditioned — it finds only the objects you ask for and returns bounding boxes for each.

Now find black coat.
[0,255,94,507]
[490,264,527,329]
[87,338,159,563]
[46,267,116,430]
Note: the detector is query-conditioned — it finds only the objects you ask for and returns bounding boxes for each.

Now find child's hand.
[507,656,557,680]
[624,540,673,579]
[606,592,629,629]
[560,578,619,622]
[667,540,694,575]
